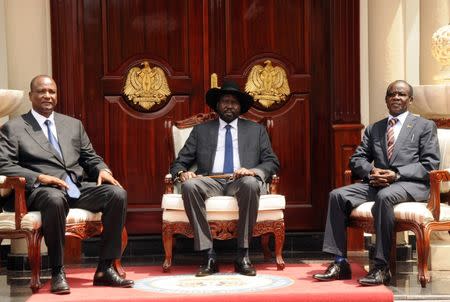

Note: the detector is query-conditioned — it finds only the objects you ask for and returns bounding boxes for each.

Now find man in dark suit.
[170,81,279,277]
[0,75,134,294]
[313,80,440,286]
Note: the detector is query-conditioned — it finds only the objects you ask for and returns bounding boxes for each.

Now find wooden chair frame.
[162,112,285,272]
[0,176,127,293]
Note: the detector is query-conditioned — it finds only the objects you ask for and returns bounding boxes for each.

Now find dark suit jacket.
[170,118,279,182]
[350,113,440,201]
[0,111,108,208]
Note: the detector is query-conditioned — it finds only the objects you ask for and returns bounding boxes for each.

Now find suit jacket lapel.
[207,119,220,173]
[54,113,69,163]
[380,117,389,161]
[237,118,247,166]
[23,111,64,164]
[390,113,415,163]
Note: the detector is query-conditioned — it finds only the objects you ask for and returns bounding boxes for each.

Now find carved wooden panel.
[50,0,360,234]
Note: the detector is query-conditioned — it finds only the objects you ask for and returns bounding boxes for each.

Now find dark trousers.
[181,176,264,251]
[322,182,415,266]
[28,183,127,268]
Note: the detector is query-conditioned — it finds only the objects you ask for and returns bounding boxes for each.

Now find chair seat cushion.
[161,193,286,211]
[163,209,284,223]
[0,208,102,231]
[350,201,450,224]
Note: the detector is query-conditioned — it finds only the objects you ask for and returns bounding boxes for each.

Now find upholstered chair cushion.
[350,201,450,224]
[162,193,285,223]
[0,209,102,231]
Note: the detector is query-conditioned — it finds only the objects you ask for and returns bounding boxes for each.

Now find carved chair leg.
[274,220,286,270]
[113,227,128,278]
[27,231,43,293]
[416,228,431,288]
[162,222,174,272]
[261,233,272,260]
[414,226,430,288]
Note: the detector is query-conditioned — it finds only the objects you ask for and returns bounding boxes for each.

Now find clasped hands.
[368,167,397,187]
[37,169,123,190]
[178,168,256,182]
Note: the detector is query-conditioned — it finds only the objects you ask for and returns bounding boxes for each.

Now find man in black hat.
[170,81,280,277]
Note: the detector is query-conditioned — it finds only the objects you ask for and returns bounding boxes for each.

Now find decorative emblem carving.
[245,60,290,108]
[123,61,171,110]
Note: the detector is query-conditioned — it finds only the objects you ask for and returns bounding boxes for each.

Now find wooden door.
[50,0,361,234]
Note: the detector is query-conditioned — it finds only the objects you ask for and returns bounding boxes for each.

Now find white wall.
[3,0,52,117]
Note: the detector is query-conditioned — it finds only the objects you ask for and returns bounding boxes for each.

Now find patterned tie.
[223,124,234,173]
[44,120,80,198]
[386,117,398,160]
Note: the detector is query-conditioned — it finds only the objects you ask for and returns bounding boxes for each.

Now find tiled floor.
[2,251,450,302]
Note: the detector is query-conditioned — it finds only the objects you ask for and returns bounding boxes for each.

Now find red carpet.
[26,263,393,302]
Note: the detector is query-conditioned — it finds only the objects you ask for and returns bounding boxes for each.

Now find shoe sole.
[358,280,390,286]
[51,289,71,295]
[93,281,134,288]
[313,275,352,281]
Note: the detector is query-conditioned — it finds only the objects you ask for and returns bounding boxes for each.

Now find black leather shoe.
[313,261,352,281]
[93,267,134,287]
[195,257,219,277]
[234,257,256,276]
[51,268,70,295]
[358,266,391,286]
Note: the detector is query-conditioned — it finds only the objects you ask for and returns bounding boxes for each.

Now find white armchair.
[347,122,450,288]
[161,112,286,272]
[0,176,127,293]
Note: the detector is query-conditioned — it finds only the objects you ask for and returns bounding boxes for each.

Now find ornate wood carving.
[50,0,360,234]
[162,219,286,272]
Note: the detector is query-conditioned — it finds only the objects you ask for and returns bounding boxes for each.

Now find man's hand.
[369,168,396,187]
[179,171,198,182]
[37,174,69,190]
[233,168,256,179]
[97,170,123,188]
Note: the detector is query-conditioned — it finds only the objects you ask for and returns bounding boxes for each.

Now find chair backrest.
[166,112,218,174]
[437,128,450,193]
[165,111,274,173]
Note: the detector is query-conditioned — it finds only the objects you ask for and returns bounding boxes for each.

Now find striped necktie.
[386,117,398,160]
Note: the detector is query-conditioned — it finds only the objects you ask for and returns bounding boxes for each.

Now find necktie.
[44,120,80,198]
[223,124,234,173]
[386,117,398,160]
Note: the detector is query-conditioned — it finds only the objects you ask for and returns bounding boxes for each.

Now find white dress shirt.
[31,109,59,141]
[387,110,409,141]
[212,118,241,173]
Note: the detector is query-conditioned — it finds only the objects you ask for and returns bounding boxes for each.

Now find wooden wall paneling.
[246,95,312,229]
[50,0,86,121]
[332,124,364,251]
[309,0,332,228]
[330,0,360,124]
[332,124,364,188]
[51,0,361,235]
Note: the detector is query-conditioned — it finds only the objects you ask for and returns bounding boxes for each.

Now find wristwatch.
[395,172,400,181]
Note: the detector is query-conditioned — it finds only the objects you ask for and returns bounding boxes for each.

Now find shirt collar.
[219,118,238,129]
[31,109,55,126]
[388,111,409,126]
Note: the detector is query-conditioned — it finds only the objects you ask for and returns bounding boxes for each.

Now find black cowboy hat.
[206,81,253,114]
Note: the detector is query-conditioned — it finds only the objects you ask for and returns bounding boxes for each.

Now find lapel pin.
[407,124,413,128]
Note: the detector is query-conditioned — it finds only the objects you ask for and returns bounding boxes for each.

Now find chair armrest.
[0,176,27,230]
[428,169,450,221]
[269,175,280,194]
[164,174,174,194]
